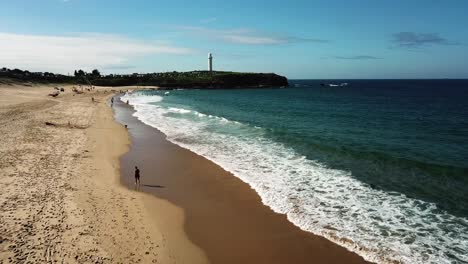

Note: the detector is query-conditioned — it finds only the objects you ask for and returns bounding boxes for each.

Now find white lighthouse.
[208,53,213,72]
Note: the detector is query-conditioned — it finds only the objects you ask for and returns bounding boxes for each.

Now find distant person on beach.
[126,100,129,104]
[135,166,141,187]
[111,97,114,106]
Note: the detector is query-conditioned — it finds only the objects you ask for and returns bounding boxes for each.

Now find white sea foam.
[168,107,191,114]
[121,93,468,264]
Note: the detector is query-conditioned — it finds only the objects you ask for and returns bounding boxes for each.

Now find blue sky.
[0,0,467,79]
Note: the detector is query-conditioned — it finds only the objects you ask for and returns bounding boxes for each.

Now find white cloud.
[178,26,327,45]
[0,32,192,73]
[223,33,286,45]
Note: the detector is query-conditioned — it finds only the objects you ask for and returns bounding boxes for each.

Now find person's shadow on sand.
[142,184,164,188]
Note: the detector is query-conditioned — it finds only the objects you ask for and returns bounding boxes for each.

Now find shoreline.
[83,91,208,263]
[114,94,371,264]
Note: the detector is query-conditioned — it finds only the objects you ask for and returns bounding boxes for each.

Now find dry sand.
[0,83,207,263]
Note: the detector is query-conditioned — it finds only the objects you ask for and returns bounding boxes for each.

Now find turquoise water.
[123,79,468,263]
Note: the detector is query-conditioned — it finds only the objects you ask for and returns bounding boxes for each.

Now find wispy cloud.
[177,26,328,45]
[392,32,457,48]
[334,55,381,60]
[0,32,192,73]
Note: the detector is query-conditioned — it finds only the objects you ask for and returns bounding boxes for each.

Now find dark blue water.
[127,79,468,263]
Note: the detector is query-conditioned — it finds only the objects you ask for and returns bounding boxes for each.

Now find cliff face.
[210,73,288,89]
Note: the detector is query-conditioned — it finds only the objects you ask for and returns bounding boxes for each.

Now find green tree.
[91,69,101,78]
[74,69,85,77]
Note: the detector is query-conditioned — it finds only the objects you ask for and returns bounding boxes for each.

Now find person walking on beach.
[135,166,141,188]
[111,97,114,106]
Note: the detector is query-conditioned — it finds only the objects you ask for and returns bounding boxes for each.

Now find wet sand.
[115,96,371,264]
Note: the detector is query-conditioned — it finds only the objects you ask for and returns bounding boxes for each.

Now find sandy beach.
[0,82,207,263]
[1,81,369,264]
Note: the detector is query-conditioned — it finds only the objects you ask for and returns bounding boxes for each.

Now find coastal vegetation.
[0,67,288,88]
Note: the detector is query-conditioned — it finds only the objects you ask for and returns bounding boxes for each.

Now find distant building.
[208,53,213,72]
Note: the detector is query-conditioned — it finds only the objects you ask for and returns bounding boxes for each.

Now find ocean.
[121,79,468,264]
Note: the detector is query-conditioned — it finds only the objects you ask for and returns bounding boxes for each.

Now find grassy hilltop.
[0,68,288,89]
